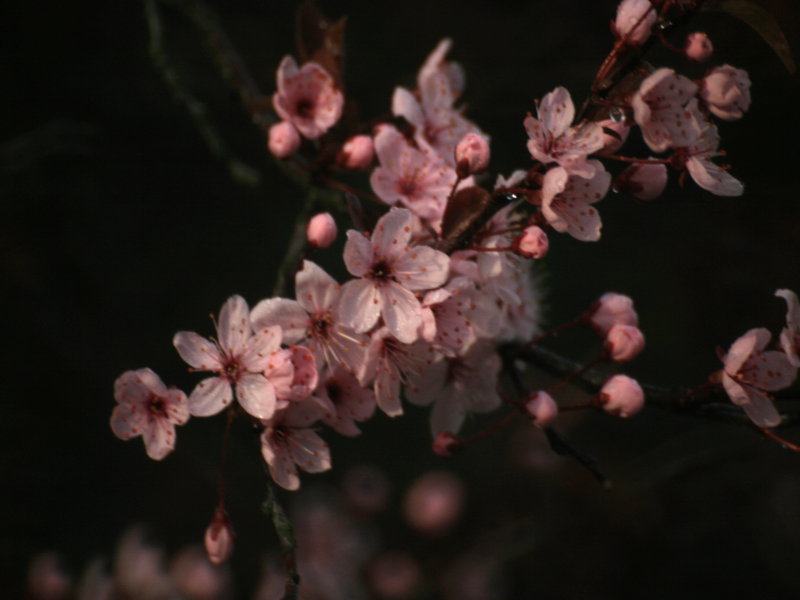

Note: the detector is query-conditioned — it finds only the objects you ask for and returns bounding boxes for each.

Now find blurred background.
[3,0,800,597]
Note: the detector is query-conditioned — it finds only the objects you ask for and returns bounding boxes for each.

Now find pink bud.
[455,133,490,178]
[204,508,234,566]
[599,374,644,417]
[338,134,375,169]
[685,32,713,62]
[432,431,462,458]
[515,225,549,259]
[267,121,300,159]
[588,292,639,334]
[614,0,657,47]
[614,162,667,200]
[700,65,751,121]
[598,118,630,156]
[524,391,558,428]
[306,212,337,248]
[403,471,464,536]
[604,324,645,362]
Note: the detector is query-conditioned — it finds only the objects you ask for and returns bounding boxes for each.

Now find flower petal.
[380,282,423,344]
[173,332,223,371]
[337,279,381,334]
[188,377,232,417]
[251,298,307,344]
[218,295,251,354]
[236,373,277,419]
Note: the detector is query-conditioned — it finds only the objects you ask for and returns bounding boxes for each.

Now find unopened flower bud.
[306,212,337,249]
[204,507,234,565]
[685,32,713,62]
[588,292,639,334]
[403,471,464,536]
[599,374,644,417]
[700,65,751,121]
[598,118,630,156]
[515,225,549,259]
[338,134,375,169]
[614,162,667,201]
[455,133,490,178]
[604,324,645,362]
[524,391,558,428]
[267,121,301,159]
[432,431,463,458]
[614,0,657,47]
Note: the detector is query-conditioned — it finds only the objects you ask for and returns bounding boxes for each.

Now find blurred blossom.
[113,528,175,600]
[169,546,230,600]
[368,552,421,599]
[27,552,72,600]
[341,465,392,516]
[403,471,465,536]
[76,558,112,600]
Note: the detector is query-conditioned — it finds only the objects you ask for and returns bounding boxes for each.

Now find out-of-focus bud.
[267,121,301,159]
[204,507,234,566]
[599,374,645,417]
[685,32,713,62]
[455,133,490,178]
[598,118,630,156]
[604,324,645,362]
[588,292,639,334]
[338,134,375,169]
[614,0,657,47]
[403,471,464,536]
[306,212,337,249]
[700,65,751,121]
[432,431,463,458]
[524,391,558,428]
[515,225,549,259]
[368,552,422,599]
[614,162,667,200]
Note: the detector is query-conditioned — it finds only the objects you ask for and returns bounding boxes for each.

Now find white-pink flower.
[524,87,604,178]
[173,295,283,420]
[251,261,368,376]
[614,0,657,46]
[419,276,477,357]
[719,328,797,427]
[111,368,189,460]
[632,68,700,152]
[260,399,332,491]
[701,65,751,121]
[681,100,744,197]
[369,124,457,228]
[541,160,611,242]
[338,207,450,344]
[313,367,376,437]
[272,56,343,139]
[776,289,800,367]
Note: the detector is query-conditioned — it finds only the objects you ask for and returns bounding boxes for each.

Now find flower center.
[296,98,314,118]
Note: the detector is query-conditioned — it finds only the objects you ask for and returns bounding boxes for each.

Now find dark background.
[3,0,800,597]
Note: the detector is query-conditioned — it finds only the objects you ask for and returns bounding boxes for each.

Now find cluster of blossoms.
[111,0,793,570]
[714,289,800,428]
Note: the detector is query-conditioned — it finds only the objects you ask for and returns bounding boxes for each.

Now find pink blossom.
[392,39,480,165]
[701,65,751,121]
[260,399,332,490]
[589,292,639,334]
[720,328,797,427]
[306,212,337,249]
[267,121,300,158]
[338,134,375,169]
[432,431,463,457]
[419,276,478,356]
[313,366,376,436]
[632,68,700,152]
[369,124,457,228]
[111,368,189,461]
[338,207,450,343]
[406,341,502,434]
[515,225,549,259]
[204,507,234,565]
[169,547,229,600]
[455,132,490,177]
[685,32,713,62]
[524,87,604,178]
[776,289,800,367]
[114,528,174,600]
[251,261,368,376]
[614,162,668,200]
[682,100,744,196]
[604,324,645,362]
[541,161,611,242]
[599,375,644,417]
[614,0,657,47]
[272,56,343,139]
[173,295,283,420]
[524,391,558,428]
